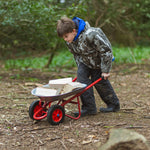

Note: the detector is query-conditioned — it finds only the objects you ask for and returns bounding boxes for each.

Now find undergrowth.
[4,46,150,71]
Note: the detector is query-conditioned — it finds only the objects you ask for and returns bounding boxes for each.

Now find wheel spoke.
[34,104,46,117]
[52,109,62,122]
[47,105,65,125]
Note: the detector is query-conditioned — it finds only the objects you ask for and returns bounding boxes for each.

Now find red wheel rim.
[52,109,63,122]
[34,105,44,117]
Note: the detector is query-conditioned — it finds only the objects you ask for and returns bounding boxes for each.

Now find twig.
[122,112,135,114]
[124,126,147,129]
[115,123,127,126]
[143,116,150,119]
[5,119,13,125]
[60,140,68,150]
[16,91,28,94]
[94,122,103,126]
[133,102,141,106]
[75,123,82,128]
[19,83,27,90]
[38,139,45,146]
[121,108,135,110]
[23,126,54,132]
[13,96,36,99]
[0,96,10,99]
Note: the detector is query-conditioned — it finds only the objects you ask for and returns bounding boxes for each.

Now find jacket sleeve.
[86,29,112,73]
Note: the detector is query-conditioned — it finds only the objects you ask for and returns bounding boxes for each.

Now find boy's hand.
[101,73,110,80]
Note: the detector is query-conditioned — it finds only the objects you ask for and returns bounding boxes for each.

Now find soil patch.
[0,64,150,150]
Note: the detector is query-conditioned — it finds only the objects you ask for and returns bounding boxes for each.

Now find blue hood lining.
[72,17,86,41]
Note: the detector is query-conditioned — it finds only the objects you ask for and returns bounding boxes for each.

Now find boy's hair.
[57,17,76,37]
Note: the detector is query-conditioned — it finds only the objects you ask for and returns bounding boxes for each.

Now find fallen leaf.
[119,83,126,86]
[67,139,76,143]
[94,122,103,126]
[82,140,92,145]
[24,82,43,86]
[88,135,96,139]
[0,142,4,145]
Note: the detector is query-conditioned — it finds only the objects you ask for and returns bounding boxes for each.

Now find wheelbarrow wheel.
[29,100,46,120]
[47,105,65,125]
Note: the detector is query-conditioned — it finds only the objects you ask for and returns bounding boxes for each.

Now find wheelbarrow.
[29,77,103,125]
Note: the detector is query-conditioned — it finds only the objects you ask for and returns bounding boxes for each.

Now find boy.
[57,17,120,117]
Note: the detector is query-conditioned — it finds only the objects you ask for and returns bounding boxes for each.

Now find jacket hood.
[72,17,86,41]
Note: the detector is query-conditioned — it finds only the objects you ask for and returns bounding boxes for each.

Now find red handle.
[72,77,103,96]
[72,77,77,82]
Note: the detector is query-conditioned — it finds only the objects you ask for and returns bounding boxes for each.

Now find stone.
[99,128,150,150]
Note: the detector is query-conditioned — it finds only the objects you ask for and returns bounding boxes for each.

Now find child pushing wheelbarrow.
[29,16,120,125]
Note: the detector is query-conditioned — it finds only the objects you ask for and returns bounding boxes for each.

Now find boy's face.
[63,29,77,43]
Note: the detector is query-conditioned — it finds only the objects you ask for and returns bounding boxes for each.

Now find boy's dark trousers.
[77,63,120,113]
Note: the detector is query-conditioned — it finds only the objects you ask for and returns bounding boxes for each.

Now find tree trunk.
[44,43,59,68]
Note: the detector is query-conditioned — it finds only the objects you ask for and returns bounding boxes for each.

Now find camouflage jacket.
[66,22,113,73]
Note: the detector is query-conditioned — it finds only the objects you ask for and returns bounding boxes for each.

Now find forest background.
[1,1,150,149]
[0,0,150,70]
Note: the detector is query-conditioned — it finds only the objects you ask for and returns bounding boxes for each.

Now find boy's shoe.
[74,109,97,117]
[100,104,120,113]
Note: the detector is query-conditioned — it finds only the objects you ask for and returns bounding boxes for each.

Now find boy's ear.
[73,29,77,33]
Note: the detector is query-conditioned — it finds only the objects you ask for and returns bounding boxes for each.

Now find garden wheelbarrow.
[29,77,103,125]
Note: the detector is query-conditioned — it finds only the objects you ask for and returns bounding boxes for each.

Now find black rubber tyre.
[29,100,45,120]
[47,105,65,125]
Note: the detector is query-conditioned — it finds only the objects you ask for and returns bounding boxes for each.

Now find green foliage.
[4,47,150,70]
[113,46,150,64]
[0,0,62,50]
[0,0,150,67]
[88,0,150,46]
[0,0,88,57]
[5,49,76,70]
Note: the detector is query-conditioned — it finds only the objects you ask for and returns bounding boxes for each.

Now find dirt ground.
[0,63,150,150]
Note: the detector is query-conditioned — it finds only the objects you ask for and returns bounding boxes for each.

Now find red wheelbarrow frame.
[30,77,103,124]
